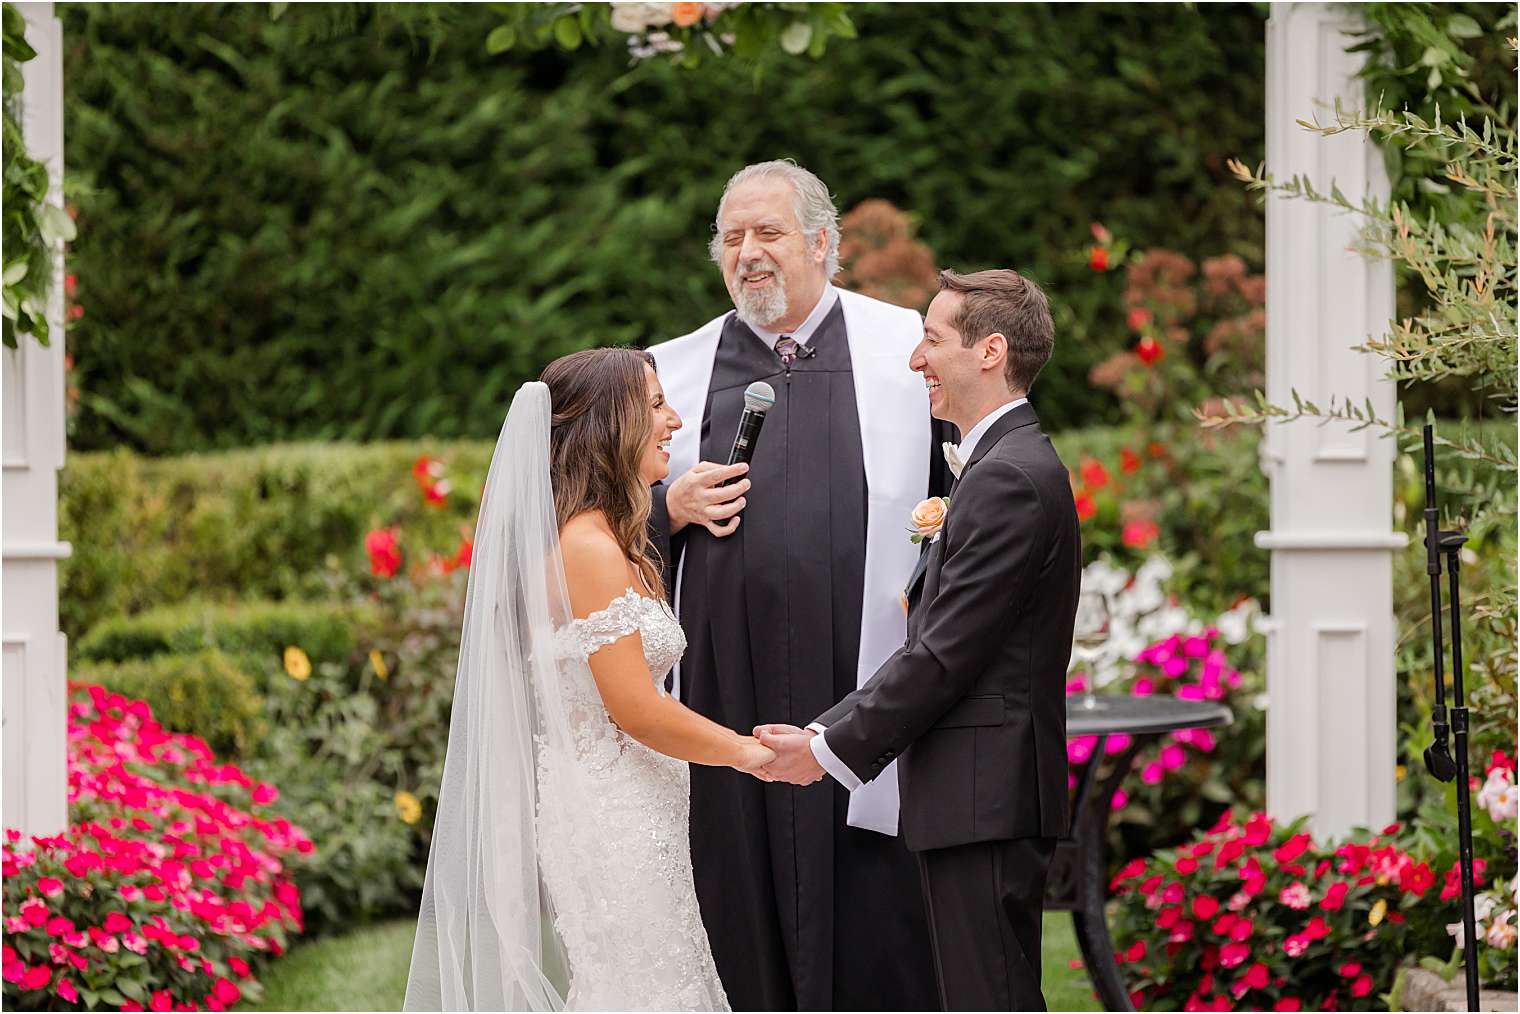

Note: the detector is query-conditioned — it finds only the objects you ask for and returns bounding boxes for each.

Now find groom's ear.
[981,331,1009,376]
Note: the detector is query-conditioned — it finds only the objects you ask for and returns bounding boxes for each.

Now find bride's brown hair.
[541,347,665,599]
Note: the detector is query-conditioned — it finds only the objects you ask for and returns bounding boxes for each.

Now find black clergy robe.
[650,304,954,1011]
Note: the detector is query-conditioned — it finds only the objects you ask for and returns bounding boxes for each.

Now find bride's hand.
[733,736,777,779]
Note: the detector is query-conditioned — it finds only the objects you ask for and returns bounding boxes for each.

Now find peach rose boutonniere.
[909,496,950,545]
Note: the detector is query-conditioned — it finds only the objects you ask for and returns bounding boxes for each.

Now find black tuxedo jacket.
[815,402,1079,852]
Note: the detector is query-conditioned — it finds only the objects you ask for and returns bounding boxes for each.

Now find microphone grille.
[743,381,776,413]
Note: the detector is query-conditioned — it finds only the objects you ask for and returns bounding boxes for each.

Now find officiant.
[647,160,953,1011]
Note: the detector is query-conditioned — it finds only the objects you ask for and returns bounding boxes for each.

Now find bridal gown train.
[539,587,730,1012]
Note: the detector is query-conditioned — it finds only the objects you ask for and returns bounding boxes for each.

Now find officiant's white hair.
[710,159,841,279]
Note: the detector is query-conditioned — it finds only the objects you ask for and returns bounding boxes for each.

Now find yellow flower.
[369,648,389,681]
[1369,898,1387,927]
[283,646,312,681]
[394,790,422,825]
[1395,764,1407,782]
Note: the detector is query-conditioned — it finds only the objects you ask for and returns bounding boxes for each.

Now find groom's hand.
[667,461,750,538]
[754,724,825,786]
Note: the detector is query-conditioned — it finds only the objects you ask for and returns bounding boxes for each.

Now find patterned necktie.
[775,336,799,367]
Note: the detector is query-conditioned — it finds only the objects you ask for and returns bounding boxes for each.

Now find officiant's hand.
[667,461,750,537]
[753,724,826,786]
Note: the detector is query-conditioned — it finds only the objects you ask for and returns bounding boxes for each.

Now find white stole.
[648,290,929,836]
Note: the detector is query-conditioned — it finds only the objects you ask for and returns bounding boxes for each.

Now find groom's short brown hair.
[937,269,1055,395]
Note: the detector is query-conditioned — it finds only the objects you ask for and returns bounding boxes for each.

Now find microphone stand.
[1421,423,1480,1010]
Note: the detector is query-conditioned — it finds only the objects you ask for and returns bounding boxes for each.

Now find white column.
[2,2,70,837]
[1257,3,1406,841]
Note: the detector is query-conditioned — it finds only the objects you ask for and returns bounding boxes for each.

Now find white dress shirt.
[747,284,838,351]
[806,396,1030,789]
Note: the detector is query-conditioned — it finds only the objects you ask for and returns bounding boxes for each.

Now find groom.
[758,268,1080,1011]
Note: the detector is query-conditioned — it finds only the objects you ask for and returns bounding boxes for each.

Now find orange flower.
[909,497,950,542]
[1120,448,1141,474]
[1088,246,1110,272]
[1075,493,1097,522]
[1136,335,1164,366]
[671,2,704,26]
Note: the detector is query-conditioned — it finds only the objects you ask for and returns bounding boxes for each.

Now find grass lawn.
[241,913,1104,1011]
[239,919,416,1012]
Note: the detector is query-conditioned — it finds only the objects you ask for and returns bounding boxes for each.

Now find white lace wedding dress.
[539,588,730,1012]
[405,383,728,1013]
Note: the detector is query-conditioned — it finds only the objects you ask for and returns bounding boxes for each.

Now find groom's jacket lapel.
[915,401,1041,606]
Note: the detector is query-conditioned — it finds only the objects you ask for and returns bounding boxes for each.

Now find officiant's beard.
[731,260,790,330]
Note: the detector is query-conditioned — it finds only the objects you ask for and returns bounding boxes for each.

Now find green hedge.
[75,597,371,667]
[59,440,485,638]
[61,2,1269,451]
[83,648,268,757]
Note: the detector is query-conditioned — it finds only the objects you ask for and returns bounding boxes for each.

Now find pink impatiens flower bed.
[1109,810,1481,1011]
[3,685,312,1011]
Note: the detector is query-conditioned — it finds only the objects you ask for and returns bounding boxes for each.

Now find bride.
[403,348,773,1012]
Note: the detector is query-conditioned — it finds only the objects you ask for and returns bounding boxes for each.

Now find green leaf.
[38,202,76,244]
[99,989,126,1006]
[485,24,515,54]
[268,2,288,21]
[1419,45,1449,67]
[116,978,147,1002]
[553,16,581,50]
[1445,14,1482,39]
[3,260,27,285]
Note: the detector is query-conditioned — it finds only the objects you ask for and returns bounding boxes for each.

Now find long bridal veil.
[405,381,582,1011]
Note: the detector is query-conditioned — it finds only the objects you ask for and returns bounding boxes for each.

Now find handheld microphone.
[727,381,776,470]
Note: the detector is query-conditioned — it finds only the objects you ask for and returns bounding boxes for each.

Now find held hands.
[732,736,776,776]
[753,724,826,786]
[666,461,750,537]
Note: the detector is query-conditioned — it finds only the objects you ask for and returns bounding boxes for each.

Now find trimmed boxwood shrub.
[59,440,487,638]
[75,598,372,670]
[83,648,268,758]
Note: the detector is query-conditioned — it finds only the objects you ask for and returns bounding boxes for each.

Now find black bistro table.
[1045,696,1234,1012]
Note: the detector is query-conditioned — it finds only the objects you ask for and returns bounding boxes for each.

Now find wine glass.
[1071,590,1111,711]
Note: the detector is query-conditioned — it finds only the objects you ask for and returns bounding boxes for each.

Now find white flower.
[1215,598,1259,645]
[1136,555,1174,586]
[609,2,672,34]
[1486,909,1516,950]
[1107,616,1146,663]
[1116,580,1164,618]
[1080,558,1128,599]
[1447,920,1467,948]
[1477,768,1519,822]
[1137,605,1194,641]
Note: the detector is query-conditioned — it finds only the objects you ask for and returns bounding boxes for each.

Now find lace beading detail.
[535,588,726,1011]
[554,587,686,684]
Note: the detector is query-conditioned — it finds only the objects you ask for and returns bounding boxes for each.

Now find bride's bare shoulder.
[561,513,634,604]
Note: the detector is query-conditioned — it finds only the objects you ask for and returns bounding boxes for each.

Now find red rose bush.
[3,686,311,1010]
